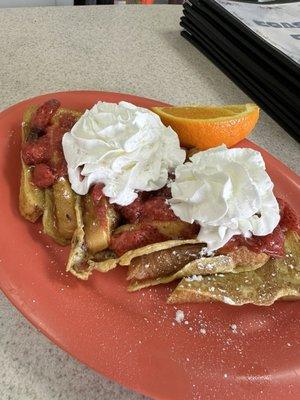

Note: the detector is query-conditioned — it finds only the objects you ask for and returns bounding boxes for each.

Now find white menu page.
[215,0,300,64]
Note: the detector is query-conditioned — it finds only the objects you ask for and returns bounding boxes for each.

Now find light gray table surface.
[0,5,299,400]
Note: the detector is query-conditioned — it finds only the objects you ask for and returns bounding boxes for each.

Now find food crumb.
[200,328,206,335]
[175,310,185,324]
[224,373,228,378]
[230,324,237,333]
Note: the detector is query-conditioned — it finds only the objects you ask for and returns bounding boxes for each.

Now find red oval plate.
[1,91,300,400]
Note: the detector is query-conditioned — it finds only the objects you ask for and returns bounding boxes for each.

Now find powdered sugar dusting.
[186,275,203,282]
[175,310,185,324]
[223,296,236,305]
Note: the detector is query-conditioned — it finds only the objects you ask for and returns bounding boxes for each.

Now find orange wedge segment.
[152,104,259,149]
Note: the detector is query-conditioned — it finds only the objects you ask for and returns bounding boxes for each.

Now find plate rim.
[1,90,299,400]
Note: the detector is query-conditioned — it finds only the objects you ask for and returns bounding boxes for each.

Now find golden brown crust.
[128,246,269,292]
[66,196,92,280]
[168,232,300,305]
[53,177,77,240]
[128,255,235,292]
[19,105,45,222]
[127,244,204,281]
[228,246,269,273]
[114,220,197,239]
[66,195,120,279]
[83,194,119,255]
[42,188,69,246]
[88,239,201,273]
[19,162,45,222]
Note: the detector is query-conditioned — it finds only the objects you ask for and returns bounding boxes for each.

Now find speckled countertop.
[0,5,299,400]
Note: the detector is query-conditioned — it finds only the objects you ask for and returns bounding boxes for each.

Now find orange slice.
[151,104,259,150]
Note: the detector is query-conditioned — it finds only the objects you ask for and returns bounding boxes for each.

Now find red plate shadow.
[0,91,300,400]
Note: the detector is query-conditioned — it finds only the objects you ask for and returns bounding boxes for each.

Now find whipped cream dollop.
[169,145,280,251]
[62,101,185,206]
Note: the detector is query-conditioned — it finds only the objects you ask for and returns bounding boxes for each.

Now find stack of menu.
[180,0,300,142]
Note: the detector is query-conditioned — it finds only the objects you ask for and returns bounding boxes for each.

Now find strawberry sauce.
[219,198,299,258]
[118,192,178,224]
[110,225,168,257]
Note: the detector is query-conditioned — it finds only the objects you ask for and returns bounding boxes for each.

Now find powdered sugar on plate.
[175,310,185,324]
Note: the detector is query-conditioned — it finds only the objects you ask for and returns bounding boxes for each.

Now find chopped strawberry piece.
[21,136,50,165]
[118,195,144,223]
[45,124,68,178]
[110,225,167,256]
[58,113,77,131]
[46,124,65,149]
[142,196,178,222]
[32,163,56,188]
[22,100,79,187]
[119,192,177,224]
[30,99,60,132]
